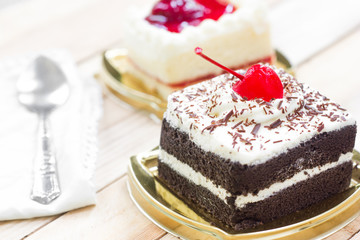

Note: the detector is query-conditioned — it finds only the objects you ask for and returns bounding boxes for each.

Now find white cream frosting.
[123,0,273,84]
[164,66,356,165]
[159,149,353,209]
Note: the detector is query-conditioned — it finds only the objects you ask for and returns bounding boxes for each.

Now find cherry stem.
[195,47,244,80]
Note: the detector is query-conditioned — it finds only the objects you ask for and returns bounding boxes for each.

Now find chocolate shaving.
[189,112,197,118]
[286,125,295,131]
[251,123,261,136]
[263,107,268,115]
[240,138,252,145]
[277,100,283,110]
[317,123,324,132]
[231,121,243,129]
[231,92,238,102]
[222,110,234,124]
[185,94,194,100]
[202,110,233,133]
[304,105,312,110]
[202,124,220,134]
[269,119,282,129]
[273,140,283,143]
[330,115,339,122]
[228,74,235,80]
[237,125,246,133]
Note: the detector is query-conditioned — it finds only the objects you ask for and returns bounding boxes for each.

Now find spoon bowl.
[17,56,70,112]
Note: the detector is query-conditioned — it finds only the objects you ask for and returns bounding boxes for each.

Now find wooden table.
[1,0,360,239]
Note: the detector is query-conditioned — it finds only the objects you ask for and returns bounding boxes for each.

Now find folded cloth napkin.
[0,50,102,220]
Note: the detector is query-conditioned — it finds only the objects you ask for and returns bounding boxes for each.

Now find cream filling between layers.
[159,149,353,209]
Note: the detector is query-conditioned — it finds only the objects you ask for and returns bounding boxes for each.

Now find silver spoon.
[17,56,70,204]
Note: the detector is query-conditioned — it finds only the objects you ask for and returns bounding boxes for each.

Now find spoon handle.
[30,114,61,204]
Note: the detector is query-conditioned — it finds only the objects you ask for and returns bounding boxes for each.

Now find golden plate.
[127,148,360,240]
[98,49,293,119]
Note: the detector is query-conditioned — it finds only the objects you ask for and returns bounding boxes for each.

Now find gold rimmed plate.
[98,49,293,119]
[127,148,360,239]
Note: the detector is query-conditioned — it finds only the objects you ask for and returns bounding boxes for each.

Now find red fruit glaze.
[232,64,283,102]
[145,0,236,33]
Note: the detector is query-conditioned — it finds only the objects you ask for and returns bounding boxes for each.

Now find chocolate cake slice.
[158,64,357,230]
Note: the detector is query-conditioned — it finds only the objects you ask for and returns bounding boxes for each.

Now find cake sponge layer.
[158,159,352,230]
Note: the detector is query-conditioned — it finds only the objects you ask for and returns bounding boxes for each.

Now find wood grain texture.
[296,28,360,106]
[351,231,360,240]
[95,105,160,190]
[270,0,360,66]
[325,217,360,240]
[0,216,58,240]
[24,176,166,240]
[0,0,149,60]
[159,234,180,240]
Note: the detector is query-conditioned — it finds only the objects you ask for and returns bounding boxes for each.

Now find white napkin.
[0,50,102,220]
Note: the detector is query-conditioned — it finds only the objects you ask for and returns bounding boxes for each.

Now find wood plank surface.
[25,177,166,240]
[159,234,180,240]
[351,232,360,240]
[0,216,58,240]
[270,0,360,66]
[325,217,360,240]
[0,0,148,60]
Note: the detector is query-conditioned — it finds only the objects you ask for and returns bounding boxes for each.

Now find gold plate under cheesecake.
[98,48,293,119]
[127,148,360,240]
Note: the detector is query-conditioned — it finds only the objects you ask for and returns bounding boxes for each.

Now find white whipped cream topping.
[203,69,303,124]
[164,66,356,165]
[123,0,272,84]
[159,149,353,209]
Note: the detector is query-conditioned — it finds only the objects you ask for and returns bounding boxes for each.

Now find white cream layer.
[159,148,353,210]
[164,66,356,165]
[123,0,272,84]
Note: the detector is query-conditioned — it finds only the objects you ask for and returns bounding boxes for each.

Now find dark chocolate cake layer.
[160,119,356,195]
[158,160,353,230]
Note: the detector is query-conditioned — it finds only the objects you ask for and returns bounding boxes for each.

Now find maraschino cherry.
[195,47,283,102]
